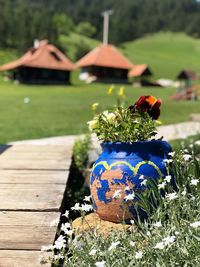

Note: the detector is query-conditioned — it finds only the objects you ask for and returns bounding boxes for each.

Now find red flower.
[129,95,161,120]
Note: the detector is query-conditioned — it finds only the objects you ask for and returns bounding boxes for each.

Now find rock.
[72,212,134,237]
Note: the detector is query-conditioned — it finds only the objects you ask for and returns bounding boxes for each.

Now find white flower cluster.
[71,202,93,212]
[165,192,178,201]
[108,241,120,251]
[190,221,200,228]
[154,235,176,250]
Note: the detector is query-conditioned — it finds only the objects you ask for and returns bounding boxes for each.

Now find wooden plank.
[6,145,72,153]
[0,145,73,170]
[0,170,68,184]
[0,212,59,250]
[0,148,72,160]
[0,159,71,170]
[0,184,66,210]
[0,250,51,267]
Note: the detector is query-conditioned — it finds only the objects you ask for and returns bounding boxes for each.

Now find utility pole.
[101,9,113,45]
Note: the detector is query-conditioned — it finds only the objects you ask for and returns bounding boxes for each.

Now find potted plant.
[87,93,172,223]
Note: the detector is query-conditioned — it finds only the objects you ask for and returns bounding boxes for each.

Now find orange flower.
[129,95,161,120]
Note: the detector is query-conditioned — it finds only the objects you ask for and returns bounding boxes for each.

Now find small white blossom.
[141,179,147,186]
[124,192,135,201]
[54,235,66,250]
[87,119,98,131]
[81,203,93,212]
[65,229,74,236]
[181,189,187,196]
[89,249,97,256]
[163,235,176,246]
[108,241,120,251]
[139,174,145,180]
[158,181,166,189]
[183,154,192,161]
[154,235,176,250]
[154,241,165,250]
[190,179,199,186]
[130,220,135,225]
[129,241,136,247]
[102,111,116,123]
[165,192,178,201]
[61,223,71,233]
[95,261,106,267]
[54,254,64,260]
[175,231,180,236]
[195,140,200,146]
[153,221,162,228]
[190,221,200,228]
[125,186,130,191]
[50,217,60,227]
[168,152,175,157]
[146,231,151,236]
[163,159,173,164]
[113,190,122,199]
[71,203,81,211]
[83,195,92,202]
[135,251,143,259]
[164,175,172,183]
[62,210,69,218]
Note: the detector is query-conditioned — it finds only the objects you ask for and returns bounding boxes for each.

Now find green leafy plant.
[87,88,162,143]
[41,140,200,267]
[72,134,91,172]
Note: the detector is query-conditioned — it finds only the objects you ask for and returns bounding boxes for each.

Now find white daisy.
[190,221,200,228]
[108,241,120,251]
[113,190,122,199]
[135,251,143,259]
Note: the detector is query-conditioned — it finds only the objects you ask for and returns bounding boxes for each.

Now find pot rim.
[101,140,168,146]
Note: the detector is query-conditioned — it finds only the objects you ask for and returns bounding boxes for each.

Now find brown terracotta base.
[72,212,134,237]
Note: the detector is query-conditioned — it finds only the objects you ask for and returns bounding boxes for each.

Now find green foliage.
[72,135,91,172]
[122,32,200,79]
[73,40,91,61]
[43,141,200,266]
[75,22,96,38]
[89,108,158,143]
[58,32,99,61]
[1,0,200,50]
[0,81,199,143]
[53,14,74,35]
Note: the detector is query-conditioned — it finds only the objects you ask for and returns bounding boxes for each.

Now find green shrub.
[72,134,91,172]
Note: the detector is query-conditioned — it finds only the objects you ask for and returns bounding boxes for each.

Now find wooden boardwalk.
[0,144,72,267]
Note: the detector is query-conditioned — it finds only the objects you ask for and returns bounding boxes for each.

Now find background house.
[75,44,133,83]
[128,64,153,86]
[0,40,74,84]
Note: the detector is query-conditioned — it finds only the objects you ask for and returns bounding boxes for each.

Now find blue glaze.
[90,140,172,222]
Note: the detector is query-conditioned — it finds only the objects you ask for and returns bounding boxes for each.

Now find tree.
[75,22,96,37]
[53,14,74,35]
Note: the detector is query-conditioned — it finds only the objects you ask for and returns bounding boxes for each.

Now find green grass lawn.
[122,32,200,79]
[0,78,199,143]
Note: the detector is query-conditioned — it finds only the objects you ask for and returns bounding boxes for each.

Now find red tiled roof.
[128,64,152,77]
[75,44,133,70]
[0,40,74,72]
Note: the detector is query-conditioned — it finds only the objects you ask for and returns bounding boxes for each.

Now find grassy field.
[0,32,200,143]
[0,79,199,143]
[122,32,200,79]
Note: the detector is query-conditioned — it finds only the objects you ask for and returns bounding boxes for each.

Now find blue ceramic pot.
[90,140,172,223]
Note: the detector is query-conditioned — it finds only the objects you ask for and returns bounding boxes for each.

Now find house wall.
[15,67,71,84]
[81,66,129,83]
